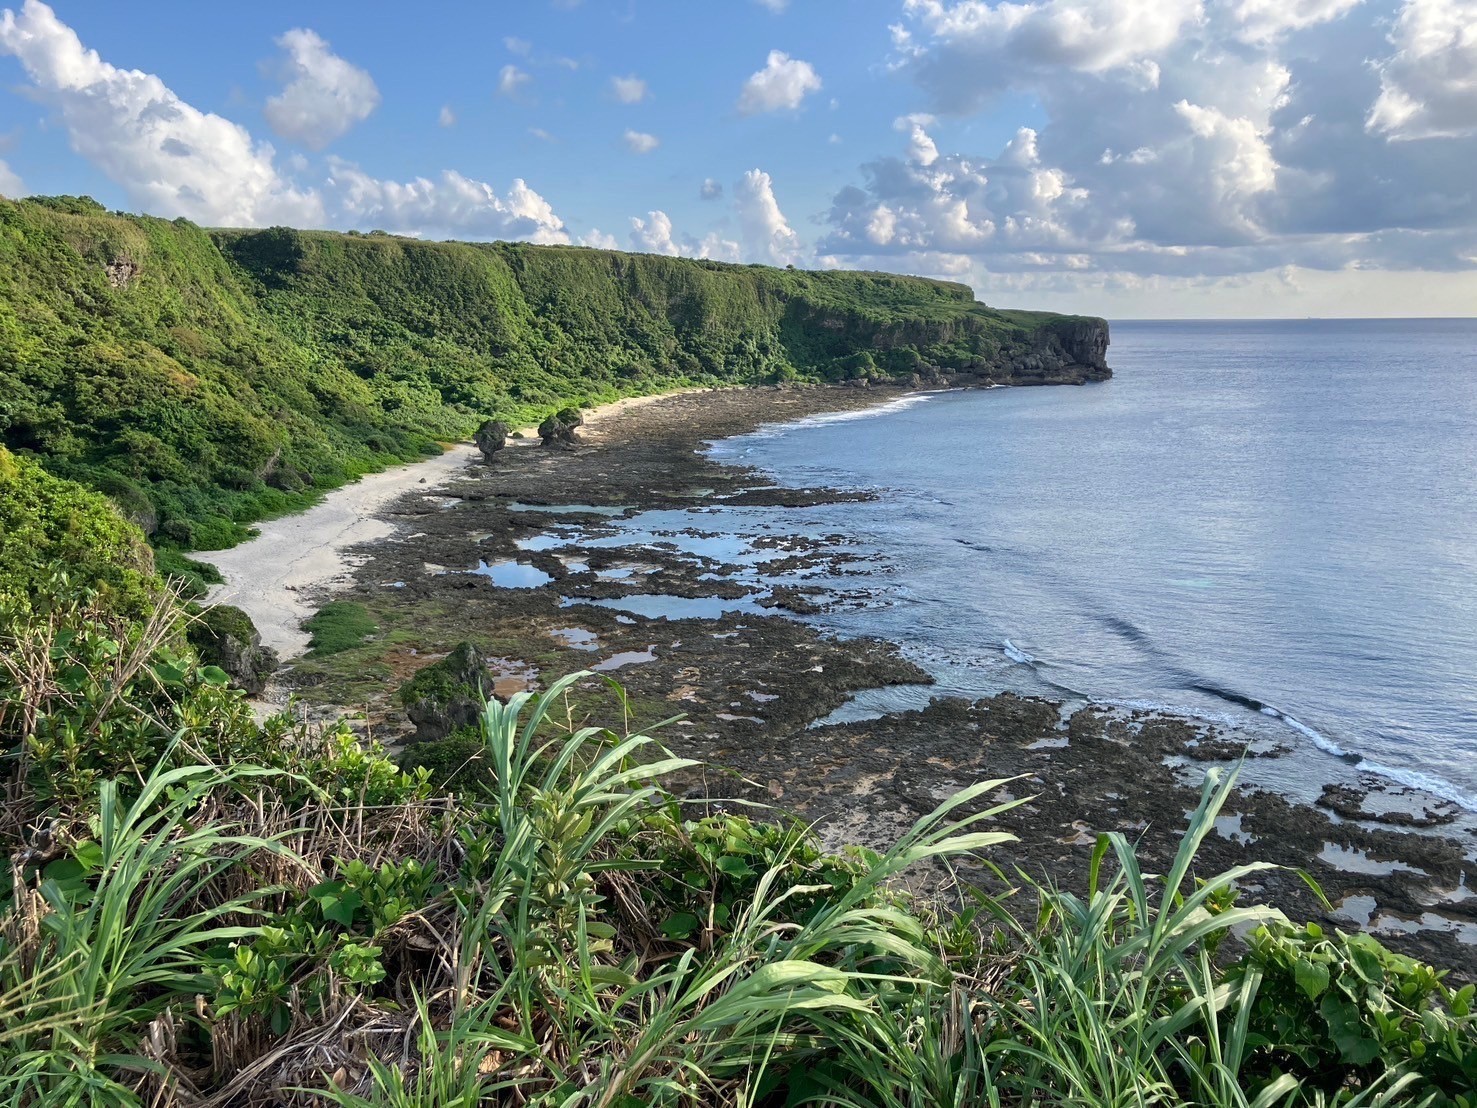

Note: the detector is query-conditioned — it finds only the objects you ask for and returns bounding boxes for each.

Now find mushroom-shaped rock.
[398,641,489,743]
[538,407,584,449]
[473,419,510,462]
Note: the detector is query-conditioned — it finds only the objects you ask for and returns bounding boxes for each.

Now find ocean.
[706,319,1477,810]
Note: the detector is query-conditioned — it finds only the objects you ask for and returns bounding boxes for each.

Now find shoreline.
[193,386,717,659]
[195,444,480,658]
[229,382,1477,976]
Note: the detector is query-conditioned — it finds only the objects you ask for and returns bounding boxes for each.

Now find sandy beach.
[197,444,479,658]
[193,388,714,658]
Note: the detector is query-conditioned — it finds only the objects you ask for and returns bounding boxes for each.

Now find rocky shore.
[230,383,1477,976]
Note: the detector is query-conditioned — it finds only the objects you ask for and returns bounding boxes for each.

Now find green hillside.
[0,195,1106,554]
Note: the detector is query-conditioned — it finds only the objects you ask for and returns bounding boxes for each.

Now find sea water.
[708,319,1477,808]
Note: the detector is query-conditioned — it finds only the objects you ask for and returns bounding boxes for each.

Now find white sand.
[196,445,478,658]
[191,388,711,660]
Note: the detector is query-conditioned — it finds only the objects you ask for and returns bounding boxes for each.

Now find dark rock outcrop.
[187,604,279,695]
[104,255,139,289]
[474,419,510,462]
[398,641,488,743]
[538,407,584,449]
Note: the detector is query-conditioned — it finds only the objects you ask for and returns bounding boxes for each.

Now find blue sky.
[3,0,1477,317]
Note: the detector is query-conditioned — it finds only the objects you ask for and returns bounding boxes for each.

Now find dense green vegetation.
[0,445,159,622]
[0,195,1098,561]
[3,427,1477,1106]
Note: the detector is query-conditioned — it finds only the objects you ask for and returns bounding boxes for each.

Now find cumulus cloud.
[628,210,740,260]
[438,104,456,127]
[0,157,22,196]
[840,0,1477,290]
[610,74,648,103]
[0,2,571,245]
[700,177,723,199]
[498,64,531,97]
[263,28,379,149]
[737,50,821,114]
[1227,0,1362,43]
[735,168,803,263]
[628,210,682,255]
[504,36,531,55]
[895,113,939,165]
[0,0,322,226]
[328,160,568,243]
[623,129,659,153]
[901,0,1202,111]
[1367,0,1477,139]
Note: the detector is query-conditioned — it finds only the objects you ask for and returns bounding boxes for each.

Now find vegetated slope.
[0,195,1107,552]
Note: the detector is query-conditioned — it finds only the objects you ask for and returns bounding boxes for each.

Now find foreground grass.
[3,587,1477,1105]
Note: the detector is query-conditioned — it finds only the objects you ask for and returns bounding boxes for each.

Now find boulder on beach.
[538,407,584,449]
[474,419,510,461]
[398,640,489,743]
[186,604,279,696]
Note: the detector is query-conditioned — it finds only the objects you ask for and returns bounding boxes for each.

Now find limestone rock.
[538,407,584,449]
[398,641,488,743]
[187,604,279,696]
[473,419,510,462]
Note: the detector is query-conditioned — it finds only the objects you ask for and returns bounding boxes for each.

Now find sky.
[1,0,1476,318]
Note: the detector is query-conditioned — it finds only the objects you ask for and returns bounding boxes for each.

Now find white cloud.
[529,127,554,142]
[0,0,321,226]
[579,228,620,249]
[328,160,568,243]
[628,209,740,261]
[737,50,822,114]
[734,168,803,264]
[895,113,939,165]
[498,64,531,97]
[629,210,682,255]
[700,177,723,199]
[1174,99,1278,201]
[263,28,379,150]
[623,129,659,153]
[438,104,456,127]
[0,157,22,196]
[505,36,531,55]
[755,0,788,10]
[1367,0,1477,139]
[0,3,571,245]
[611,74,648,103]
[1228,0,1362,43]
[901,0,1203,111]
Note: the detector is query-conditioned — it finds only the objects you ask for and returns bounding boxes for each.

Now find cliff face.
[0,197,1110,539]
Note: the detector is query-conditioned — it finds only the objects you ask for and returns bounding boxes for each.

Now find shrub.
[0,446,159,622]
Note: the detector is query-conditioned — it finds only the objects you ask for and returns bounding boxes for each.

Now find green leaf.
[1320,992,1381,1066]
[199,665,231,686]
[1294,956,1330,1000]
[73,840,103,871]
[662,912,700,941]
[716,855,755,880]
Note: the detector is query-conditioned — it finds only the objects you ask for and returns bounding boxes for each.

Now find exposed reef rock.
[539,407,584,449]
[398,641,489,743]
[186,604,279,696]
[474,420,509,462]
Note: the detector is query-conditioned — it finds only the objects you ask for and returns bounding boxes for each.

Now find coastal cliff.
[0,195,1109,545]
